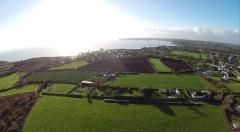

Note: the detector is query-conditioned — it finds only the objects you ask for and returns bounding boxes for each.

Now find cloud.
[143,27,240,44]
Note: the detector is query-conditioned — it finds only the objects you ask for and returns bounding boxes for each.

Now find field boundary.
[42,93,202,106]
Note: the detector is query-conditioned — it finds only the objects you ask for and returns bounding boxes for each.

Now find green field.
[23,96,229,132]
[0,73,21,90]
[225,83,240,92]
[210,77,222,81]
[0,84,38,97]
[43,83,75,94]
[105,74,215,90]
[150,58,172,72]
[170,51,208,59]
[50,60,89,70]
[28,70,96,83]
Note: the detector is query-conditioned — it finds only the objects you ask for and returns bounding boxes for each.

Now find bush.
[213,93,224,102]
[0,121,7,132]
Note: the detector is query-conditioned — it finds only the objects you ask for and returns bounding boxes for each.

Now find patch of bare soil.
[0,92,38,132]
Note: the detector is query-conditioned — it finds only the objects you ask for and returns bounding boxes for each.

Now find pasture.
[0,84,38,97]
[0,73,21,90]
[43,83,75,94]
[105,74,215,90]
[23,96,229,132]
[225,83,240,92]
[49,60,89,70]
[28,70,97,83]
[150,58,171,72]
[170,50,208,59]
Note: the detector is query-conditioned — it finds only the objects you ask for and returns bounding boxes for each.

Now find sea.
[0,40,175,62]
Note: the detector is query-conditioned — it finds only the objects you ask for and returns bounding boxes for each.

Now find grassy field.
[170,51,208,59]
[28,70,96,83]
[23,96,229,132]
[50,60,89,70]
[150,58,172,72]
[210,77,222,81]
[0,73,21,90]
[105,74,215,90]
[225,83,240,92]
[43,83,75,94]
[0,84,38,97]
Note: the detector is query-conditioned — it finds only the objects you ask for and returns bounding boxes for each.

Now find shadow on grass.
[187,106,207,117]
[153,104,176,116]
[87,95,92,105]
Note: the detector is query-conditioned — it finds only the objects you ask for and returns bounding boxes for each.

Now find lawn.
[149,58,171,72]
[170,51,208,59]
[28,70,97,83]
[50,60,89,70]
[225,83,240,92]
[0,73,21,90]
[23,96,229,132]
[43,83,75,94]
[105,74,215,90]
[0,84,38,97]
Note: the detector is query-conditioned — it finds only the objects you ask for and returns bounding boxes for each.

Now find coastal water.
[0,40,175,61]
[95,40,175,49]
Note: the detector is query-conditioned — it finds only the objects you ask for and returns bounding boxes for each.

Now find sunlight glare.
[0,0,147,55]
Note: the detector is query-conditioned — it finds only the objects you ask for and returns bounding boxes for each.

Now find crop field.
[105,74,215,90]
[23,96,229,132]
[161,58,193,73]
[0,84,38,97]
[150,58,172,72]
[170,50,208,59]
[81,57,155,73]
[0,73,21,90]
[49,60,89,70]
[43,83,75,94]
[225,83,240,92]
[28,70,97,83]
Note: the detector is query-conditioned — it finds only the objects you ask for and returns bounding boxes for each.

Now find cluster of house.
[206,53,240,81]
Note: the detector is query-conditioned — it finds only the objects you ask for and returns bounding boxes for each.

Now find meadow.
[225,83,240,92]
[23,96,229,132]
[49,60,89,70]
[43,83,75,94]
[0,84,38,97]
[105,73,215,90]
[170,51,208,59]
[28,70,97,83]
[0,73,21,90]
[149,58,172,72]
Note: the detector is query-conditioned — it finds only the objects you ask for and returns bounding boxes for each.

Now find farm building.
[80,81,95,87]
[233,122,240,130]
[221,71,229,81]
[103,70,116,80]
[191,90,211,100]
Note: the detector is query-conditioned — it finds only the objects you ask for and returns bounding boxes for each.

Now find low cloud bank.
[144,27,240,44]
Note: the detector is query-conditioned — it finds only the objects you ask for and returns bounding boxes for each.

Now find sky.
[0,0,239,59]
